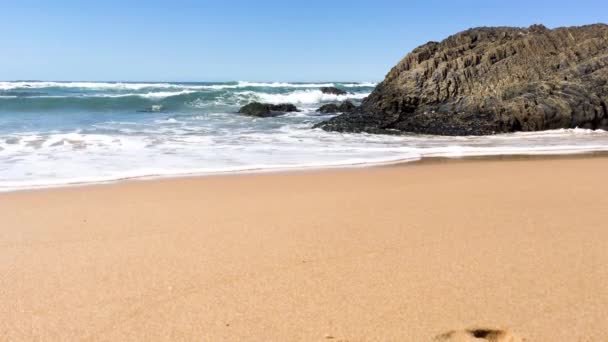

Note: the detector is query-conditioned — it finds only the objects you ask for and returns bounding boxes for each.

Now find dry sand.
[1,156,607,341]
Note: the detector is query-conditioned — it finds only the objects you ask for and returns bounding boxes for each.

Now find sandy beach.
[1,156,607,341]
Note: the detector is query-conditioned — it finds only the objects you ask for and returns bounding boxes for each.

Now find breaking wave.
[1,80,607,192]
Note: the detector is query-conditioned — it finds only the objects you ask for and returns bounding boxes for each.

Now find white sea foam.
[238,90,370,104]
[236,81,336,88]
[340,82,378,87]
[237,81,378,88]
[1,126,608,192]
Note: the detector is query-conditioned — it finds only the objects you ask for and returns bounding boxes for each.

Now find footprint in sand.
[434,328,523,342]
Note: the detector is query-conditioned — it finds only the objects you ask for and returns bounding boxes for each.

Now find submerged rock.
[316,24,608,135]
[318,101,357,114]
[320,87,348,95]
[238,102,299,117]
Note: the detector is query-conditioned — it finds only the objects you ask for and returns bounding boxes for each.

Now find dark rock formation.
[318,101,357,114]
[238,102,299,117]
[269,103,299,113]
[320,87,348,95]
[316,24,608,135]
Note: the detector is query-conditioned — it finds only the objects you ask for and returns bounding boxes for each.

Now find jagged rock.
[320,87,348,95]
[238,102,299,117]
[316,24,608,135]
[318,101,357,114]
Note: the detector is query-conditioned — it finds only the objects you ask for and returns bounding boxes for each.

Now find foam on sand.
[1,127,608,191]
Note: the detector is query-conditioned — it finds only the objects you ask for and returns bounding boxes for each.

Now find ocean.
[1,80,608,191]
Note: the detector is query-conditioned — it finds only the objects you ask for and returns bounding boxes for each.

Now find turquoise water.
[0,81,371,132]
[1,81,608,191]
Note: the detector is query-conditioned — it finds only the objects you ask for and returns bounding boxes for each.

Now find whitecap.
[339,82,378,87]
[236,81,336,88]
[237,90,370,104]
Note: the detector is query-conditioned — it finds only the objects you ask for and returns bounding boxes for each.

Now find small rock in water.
[320,87,347,95]
[238,102,300,117]
[270,103,299,112]
[318,101,357,114]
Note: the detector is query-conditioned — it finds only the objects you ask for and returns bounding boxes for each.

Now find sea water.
[1,81,608,191]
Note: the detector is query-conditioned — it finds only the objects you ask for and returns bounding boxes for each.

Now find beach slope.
[1,157,607,341]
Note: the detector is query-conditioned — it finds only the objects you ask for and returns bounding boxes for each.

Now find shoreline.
[3,150,608,194]
[2,155,608,340]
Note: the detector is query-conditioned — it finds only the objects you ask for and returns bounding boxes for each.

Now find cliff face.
[317,24,608,135]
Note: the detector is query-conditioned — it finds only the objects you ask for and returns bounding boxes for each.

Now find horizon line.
[0,79,381,84]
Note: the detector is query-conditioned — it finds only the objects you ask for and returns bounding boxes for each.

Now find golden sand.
[1,156,607,341]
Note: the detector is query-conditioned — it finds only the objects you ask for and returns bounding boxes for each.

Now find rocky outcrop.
[316,24,608,135]
[268,103,299,113]
[320,87,348,95]
[318,101,357,114]
[238,102,299,117]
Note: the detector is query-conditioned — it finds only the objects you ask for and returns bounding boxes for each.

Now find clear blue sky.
[1,0,606,82]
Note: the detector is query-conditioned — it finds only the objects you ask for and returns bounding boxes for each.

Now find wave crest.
[238,90,370,104]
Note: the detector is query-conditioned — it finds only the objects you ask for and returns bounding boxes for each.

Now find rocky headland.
[316,24,608,135]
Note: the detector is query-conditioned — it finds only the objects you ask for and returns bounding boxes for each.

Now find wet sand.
[1,156,607,341]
